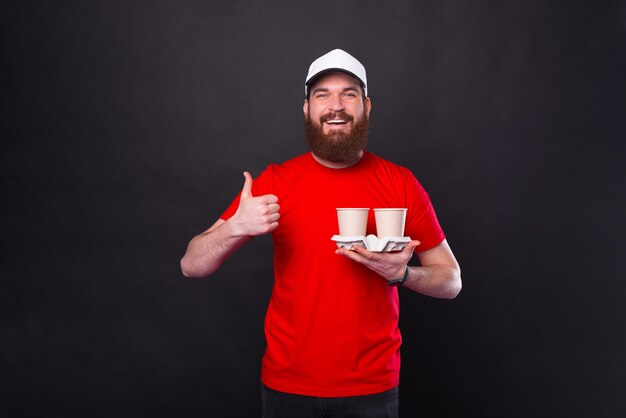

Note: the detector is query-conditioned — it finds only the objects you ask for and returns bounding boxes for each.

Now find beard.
[305,110,369,163]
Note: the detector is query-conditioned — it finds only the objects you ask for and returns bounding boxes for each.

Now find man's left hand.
[335,240,421,282]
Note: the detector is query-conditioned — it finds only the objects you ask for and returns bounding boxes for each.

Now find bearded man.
[181,49,462,418]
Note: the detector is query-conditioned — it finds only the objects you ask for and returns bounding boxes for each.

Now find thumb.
[405,240,421,254]
[241,171,254,198]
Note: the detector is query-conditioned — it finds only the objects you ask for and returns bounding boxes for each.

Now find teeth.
[327,120,346,124]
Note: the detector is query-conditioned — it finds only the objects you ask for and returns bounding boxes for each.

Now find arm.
[406,240,461,298]
[180,172,280,278]
[335,239,461,299]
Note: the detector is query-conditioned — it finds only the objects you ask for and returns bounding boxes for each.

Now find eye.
[315,93,327,99]
[344,92,357,98]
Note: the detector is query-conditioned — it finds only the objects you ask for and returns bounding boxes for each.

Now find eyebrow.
[311,86,360,95]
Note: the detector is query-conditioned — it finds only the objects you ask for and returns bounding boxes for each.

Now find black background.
[2,1,625,417]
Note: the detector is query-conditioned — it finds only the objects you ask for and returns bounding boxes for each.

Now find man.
[181,49,461,417]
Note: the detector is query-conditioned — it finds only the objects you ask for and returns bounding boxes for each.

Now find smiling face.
[303,72,372,166]
[305,72,370,135]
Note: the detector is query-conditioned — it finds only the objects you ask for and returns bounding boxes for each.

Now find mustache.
[305,111,369,164]
[319,112,354,123]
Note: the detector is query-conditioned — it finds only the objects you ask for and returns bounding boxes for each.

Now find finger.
[351,245,378,260]
[266,212,280,223]
[266,203,280,214]
[335,246,368,263]
[337,244,374,261]
[241,171,253,198]
[257,194,279,205]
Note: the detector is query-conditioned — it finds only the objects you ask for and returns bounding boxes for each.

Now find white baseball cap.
[304,49,368,97]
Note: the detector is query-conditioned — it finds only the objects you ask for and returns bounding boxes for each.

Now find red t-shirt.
[221,152,445,397]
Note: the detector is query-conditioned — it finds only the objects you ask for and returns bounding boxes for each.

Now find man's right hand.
[230,171,280,236]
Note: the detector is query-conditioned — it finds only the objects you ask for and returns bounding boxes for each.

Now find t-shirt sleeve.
[219,166,276,221]
[219,192,240,221]
[404,171,446,252]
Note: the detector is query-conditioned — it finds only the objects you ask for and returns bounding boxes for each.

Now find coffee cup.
[374,208,407,238]
[336,208,369,236]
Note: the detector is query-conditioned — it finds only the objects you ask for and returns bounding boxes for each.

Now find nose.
[328,94,344,112]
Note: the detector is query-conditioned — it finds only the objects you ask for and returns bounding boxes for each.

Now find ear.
[364,97,372,118]
[303,99,309,117]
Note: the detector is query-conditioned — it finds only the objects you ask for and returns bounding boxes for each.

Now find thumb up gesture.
[231,172,280,236]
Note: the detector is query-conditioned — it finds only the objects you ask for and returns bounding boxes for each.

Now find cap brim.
[305,68,366,94]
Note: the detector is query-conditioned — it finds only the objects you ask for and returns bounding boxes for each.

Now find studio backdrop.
[2,1,625,417]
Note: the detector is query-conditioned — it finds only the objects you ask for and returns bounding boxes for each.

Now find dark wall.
[2,1,625,417]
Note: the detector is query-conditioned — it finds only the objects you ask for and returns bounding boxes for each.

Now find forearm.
[180,219,251,278]
[402,264,461,299]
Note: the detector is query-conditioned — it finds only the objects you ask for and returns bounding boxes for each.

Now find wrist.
[387,266,409,287]
[227,215,248,237]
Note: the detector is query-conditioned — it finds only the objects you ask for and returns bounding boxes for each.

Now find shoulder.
[265,152,312,175]
[364,152,415,179]
[254,153,312,188]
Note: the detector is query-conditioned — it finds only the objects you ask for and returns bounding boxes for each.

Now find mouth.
[318,112,354,131]
[325,119,348,125]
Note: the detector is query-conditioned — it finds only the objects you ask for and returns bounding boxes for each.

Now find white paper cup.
[336,208,369,236]
[374,208,407,238]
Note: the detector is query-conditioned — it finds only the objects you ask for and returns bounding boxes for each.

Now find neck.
[311,150,364,169]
